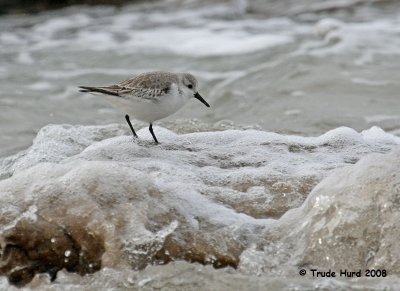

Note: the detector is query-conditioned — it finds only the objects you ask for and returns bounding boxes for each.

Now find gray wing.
[79,71,178,103]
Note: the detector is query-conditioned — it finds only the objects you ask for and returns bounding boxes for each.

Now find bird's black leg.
[125,114,138,138]
[149,123,159,144]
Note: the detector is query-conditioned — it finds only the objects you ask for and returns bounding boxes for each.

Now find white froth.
[298,17,400,65]
[33,14,92,37]
[130,28,293,56]
[28,82,54,91]
[365,115,400,123]
[3,5,296,57]
[351,78,391,86]
[361,126,400,144]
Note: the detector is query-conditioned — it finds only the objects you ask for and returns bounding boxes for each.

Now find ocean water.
[0,0,400,289]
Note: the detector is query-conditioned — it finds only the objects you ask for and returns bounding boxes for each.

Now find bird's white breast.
[105,83,187,123]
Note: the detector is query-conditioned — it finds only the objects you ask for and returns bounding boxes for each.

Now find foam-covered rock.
[0,124,399,286]
[240,147,400,276]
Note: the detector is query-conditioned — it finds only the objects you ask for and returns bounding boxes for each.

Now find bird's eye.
[188,84,193,89]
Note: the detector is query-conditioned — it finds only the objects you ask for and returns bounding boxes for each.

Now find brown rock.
[0,216,105,286]
[155,232,242,269]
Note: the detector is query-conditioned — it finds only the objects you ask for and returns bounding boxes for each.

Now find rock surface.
[0,124,399,286]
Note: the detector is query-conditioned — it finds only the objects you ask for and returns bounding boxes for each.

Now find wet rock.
[155,231,242,268]
[294,148,400,273]
[0,217,104,286]
[0,124,399,287]
[240,148,400,276]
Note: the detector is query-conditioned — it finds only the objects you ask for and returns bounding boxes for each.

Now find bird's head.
[180,73,210,107]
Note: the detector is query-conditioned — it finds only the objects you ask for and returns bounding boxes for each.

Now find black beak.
[194,92,210,107]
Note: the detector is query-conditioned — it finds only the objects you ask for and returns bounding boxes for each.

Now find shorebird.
[79,71,210,143]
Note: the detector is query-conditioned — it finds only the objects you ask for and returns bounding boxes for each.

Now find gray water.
[1,0,400,290]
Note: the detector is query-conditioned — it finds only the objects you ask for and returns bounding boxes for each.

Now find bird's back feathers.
[79,71,179,101]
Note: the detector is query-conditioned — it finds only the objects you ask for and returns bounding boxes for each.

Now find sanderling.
[79,71,210,143]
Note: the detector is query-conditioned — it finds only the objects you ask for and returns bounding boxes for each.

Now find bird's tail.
[78,86,119,96]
